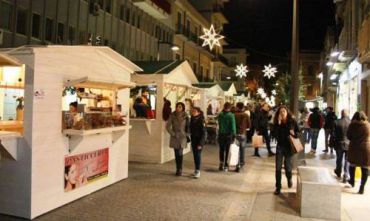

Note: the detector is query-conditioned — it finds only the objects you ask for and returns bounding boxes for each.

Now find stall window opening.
[0,65,25,134]
[130,86,157,119]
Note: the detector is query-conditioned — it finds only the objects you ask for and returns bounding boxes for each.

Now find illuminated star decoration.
[271,90,277,96]
[235,64,249,78]
[262,64,278,79]
[257,88,267,99]
[199,25,225,50]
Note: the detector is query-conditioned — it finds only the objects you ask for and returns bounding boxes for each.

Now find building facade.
[0,0,174,61]
[299,51,321,101]
[222,48,248,92]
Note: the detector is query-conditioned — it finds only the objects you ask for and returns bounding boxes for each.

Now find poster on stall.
[64,148,109,192]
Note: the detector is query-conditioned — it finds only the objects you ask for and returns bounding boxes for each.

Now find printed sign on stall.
[64,148,109,192]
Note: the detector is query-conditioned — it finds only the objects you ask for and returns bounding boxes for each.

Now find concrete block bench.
[297,166,341,220]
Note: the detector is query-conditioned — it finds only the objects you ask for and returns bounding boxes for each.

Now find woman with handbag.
[190,107,207,178]
[272,105,299,195]
[166,102,190,176]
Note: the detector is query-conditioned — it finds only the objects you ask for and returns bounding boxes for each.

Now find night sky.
[223,0,336,65]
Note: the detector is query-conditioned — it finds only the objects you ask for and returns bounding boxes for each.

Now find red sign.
[64,148,109,192]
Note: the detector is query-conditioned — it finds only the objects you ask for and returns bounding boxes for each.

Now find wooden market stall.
[0,46,142,219]
[219,82,238,104]
[129,60,200,164]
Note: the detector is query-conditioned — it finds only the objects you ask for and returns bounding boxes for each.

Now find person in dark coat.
[162,98,172,121]
[217,102,236,172]
[166,102,190,176]
[347,111,370,194]
[308,107,324,154]
[333,109,351,182]
[324,107,337,154]
[190,107,207,178]
[272,106,299,195]
[255,102,275,157]
[234,102,251,172]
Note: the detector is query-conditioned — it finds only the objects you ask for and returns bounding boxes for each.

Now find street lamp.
[157,41,180,61]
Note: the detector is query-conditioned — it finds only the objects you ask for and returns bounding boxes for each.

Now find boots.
[254,148,261,157]
[349,166,355,187]
[175,155,183,176]
[359,168,368,194]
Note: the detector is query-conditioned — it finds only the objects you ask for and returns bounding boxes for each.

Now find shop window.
[16,8,27,35]
[130,86,157,119]
[0,1,12,30]
[45,18,54,42]
[0,65,26,134]
[32,13,41,38]
[62,87,126,131]
[68,26,75,45]
[57,22,65,44]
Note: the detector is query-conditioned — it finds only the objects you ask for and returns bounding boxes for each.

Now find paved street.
[1,130,369,221]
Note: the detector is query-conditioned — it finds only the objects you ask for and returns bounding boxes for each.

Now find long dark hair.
[273,105,294,125]
[174,102,185,113]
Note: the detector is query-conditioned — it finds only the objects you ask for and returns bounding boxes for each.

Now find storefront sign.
[64,148,109,192]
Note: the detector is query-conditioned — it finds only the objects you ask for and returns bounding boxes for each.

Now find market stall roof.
[1,46,142,89]
[219,82,237,96]
[0,53,22,66]
[193,82,224,99]
[133,60,199,87]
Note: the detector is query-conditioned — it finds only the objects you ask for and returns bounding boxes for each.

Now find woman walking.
[190,107,207,178]
[166,102,190,176]
[347,111,370,194]
[273,106,299,195]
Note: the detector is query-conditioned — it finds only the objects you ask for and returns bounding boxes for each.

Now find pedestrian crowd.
[165,101,370,195]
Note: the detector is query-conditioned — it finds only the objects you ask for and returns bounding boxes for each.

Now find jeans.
[191,141,202,170]
[302,128,311,144]
[218,134,233,167]
[310,128,320,151]
[255,128,272,153]
[335,148,349,180]
[324,129,333,150]
[235,134,246,167]
[174,149,183,171]
[275,147,293,189]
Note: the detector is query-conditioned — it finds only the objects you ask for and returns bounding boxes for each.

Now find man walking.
[255,102,275,157]
[308,107,324,154]
[234,102,251,172]
[333,109,351,182]
[218,102,236,172]
[324,107,337,154]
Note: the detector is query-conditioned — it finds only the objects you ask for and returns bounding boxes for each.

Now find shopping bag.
[228,142,239,166]
[252,134,263,148]
[289,135,304,153]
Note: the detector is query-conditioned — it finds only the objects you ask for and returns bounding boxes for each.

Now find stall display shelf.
[63,125,131,136]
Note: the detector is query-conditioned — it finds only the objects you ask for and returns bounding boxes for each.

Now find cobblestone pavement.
[1,130,369,221]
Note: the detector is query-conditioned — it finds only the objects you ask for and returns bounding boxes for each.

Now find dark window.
[125,9,130,23]
[137,15,141,28]
[68,26,75,44]
[16,8,27,35]
[45,18,54,41]
[32,13,41,38]
[308,65,314,76]
[105,0,111,13]
[0,1,13,30]
[177,12,182,32]
[98,0,103,9]
[119,5,124,20]
[132,13,136,26]
[57,23,64,43]
[186,19,190,37]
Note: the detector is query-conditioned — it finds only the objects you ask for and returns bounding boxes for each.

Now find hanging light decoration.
[199,25,225,50]
[262,64,278,79]
[234,64,248,78]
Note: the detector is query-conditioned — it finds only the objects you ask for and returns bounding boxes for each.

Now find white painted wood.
[0,46,136,219]
[0,132,20,160]
[63,125,131,136]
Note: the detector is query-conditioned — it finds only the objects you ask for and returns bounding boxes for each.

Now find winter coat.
[256,109,271,130]
[235,110,251,135]
[347,120,370,167]
[324,112,338,130]
[333,117,350,151]
[166,111,190,149]
[308,112,324,129]
[218,110,236,136]
[272,118,299,156]
[190,115,206,147]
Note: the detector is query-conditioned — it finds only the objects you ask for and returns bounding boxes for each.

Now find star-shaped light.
[235,64,248,78]
[257,88,267,99]
[271,89,277,96]
[262,64,277,79]
[199,25,225,50]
